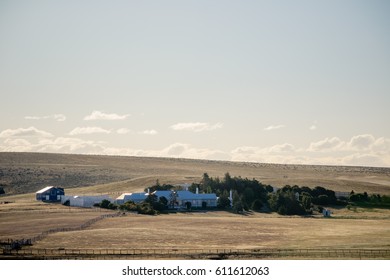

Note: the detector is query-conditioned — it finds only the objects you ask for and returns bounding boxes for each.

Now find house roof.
[177,190,217,200]
[117,192,148,201]
[154,190,217,200]
[117,190,217,201]
[36,186,55,194]
[116,193,133,200]
[153,190,173,199]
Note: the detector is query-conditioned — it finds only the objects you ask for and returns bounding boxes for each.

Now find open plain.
[1,152,390,259]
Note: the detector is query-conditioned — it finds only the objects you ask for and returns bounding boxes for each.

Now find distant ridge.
[1,152,389,196]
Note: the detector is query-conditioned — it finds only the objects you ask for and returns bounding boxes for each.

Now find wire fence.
[1,247,389,260]
[0,212,122,250]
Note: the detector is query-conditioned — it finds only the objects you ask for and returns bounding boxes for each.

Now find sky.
[0,0,389,167]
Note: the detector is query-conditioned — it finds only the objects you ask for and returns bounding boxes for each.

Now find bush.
[269,190,306,215]
[251,199,263,211]
[98,199,118,210]
[218,195,231,209]
[119,201,157,215]
[0,187,5,195]
[233,200,244,213]
[314,195,330,206]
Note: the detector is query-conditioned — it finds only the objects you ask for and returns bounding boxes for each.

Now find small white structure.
[61,195,112,208]
[322,208,331,217]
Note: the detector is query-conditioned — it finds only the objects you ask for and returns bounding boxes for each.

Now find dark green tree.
[218,193,231,209]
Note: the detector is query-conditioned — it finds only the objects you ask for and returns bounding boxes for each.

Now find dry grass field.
[1,152,390,259]
[31,210,390,251]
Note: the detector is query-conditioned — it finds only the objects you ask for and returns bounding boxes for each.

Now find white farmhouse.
[117,189,218,209]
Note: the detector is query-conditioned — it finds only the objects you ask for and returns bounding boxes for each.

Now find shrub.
[233,200,244,213]
[251,199,263,211]
[218,195,231,209]
[316,195,329,205]
[98,199,118,210]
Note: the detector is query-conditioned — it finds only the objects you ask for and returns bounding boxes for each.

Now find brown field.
[31,210,390,251]
[1,152,390,259]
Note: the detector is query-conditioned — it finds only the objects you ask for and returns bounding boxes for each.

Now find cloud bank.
[1,129,389,167]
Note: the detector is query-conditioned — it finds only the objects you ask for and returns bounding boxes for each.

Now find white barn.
[61,195,112,208]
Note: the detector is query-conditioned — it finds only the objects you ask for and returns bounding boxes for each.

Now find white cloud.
[139,130,158,135]
[25,114,66,122]
[308,137,344,152]
[268,143,296,153]
[69,127,111,135]
[231,143,298,164]
[116,128,131,134]
[0,127,53,138]
[264,124,285,131]
[309,125,317,130]
[1,138,33,152]
[340,153,386,167]
[170,122,223,132]
[346,134,375,150]
[37,137,105,153]
[84,110,130,121]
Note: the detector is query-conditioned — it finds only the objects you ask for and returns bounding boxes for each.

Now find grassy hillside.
[1,152,390,196]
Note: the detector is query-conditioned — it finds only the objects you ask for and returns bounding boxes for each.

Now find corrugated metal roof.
[36,186,55,194]
[116,193,133,200]
[177,190,217,200]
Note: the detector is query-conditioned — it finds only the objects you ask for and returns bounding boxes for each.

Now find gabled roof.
[153,190,173,198]
[116,192,148,201]
[116,193,133,200]
[36,186,55,194]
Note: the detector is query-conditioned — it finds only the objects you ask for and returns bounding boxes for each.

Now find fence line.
[2,247,389,259]
[0,212,121,249]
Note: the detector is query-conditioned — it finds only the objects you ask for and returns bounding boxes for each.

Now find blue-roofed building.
[116,188,218,209]
[36,186,64,202]
[154,189,217,209]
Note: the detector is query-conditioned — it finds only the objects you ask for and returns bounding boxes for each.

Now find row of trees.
[197,173,272,213]
[198,173,348,215]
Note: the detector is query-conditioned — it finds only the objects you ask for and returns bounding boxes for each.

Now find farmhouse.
[61,195,112,208]
[36,186,64,202]
[116,189,218,209]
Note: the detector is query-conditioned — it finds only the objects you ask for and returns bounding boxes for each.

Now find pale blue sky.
[1,0,389,167]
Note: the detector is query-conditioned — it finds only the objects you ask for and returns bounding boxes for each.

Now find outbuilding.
[61,195,112,208]
[36,186,64,202]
